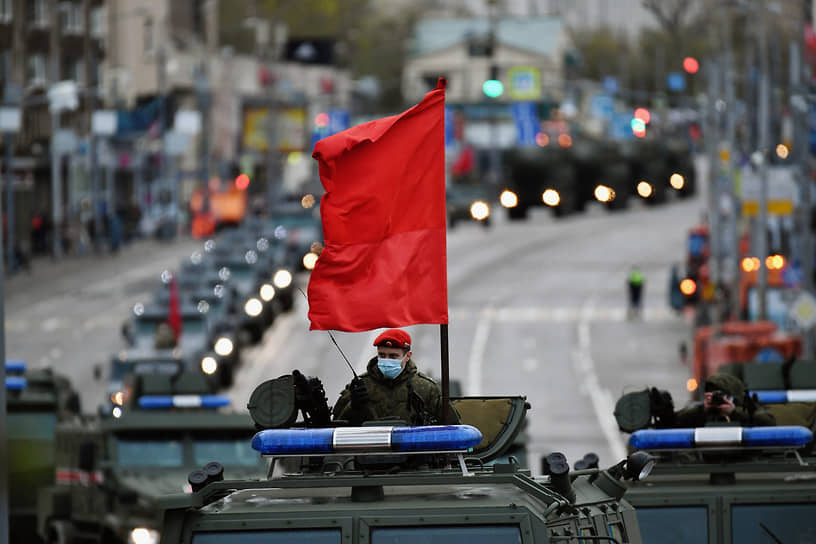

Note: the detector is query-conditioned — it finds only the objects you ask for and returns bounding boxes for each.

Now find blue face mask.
[377,357,403,379]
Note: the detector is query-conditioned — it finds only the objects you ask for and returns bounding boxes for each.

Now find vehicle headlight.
[111,391,124,406]
[112,406,122,418]
[594,185,614,202]
[670,173,685,190]
[214,337,234,356]
[201,356,218,375]
[637,181,653,198]
[129,527,159,544]
[260,283,276,301]
[303,252,319,270]
[470,201,490,220]
[500,190,518,208]
[244,298,263,317]
[273,269,293,289]
[542,189,560,206]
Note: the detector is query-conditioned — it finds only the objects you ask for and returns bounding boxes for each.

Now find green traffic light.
[483,79,503,98]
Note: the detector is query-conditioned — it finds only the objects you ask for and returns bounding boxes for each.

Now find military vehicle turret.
[6,360,81,542]
[36,371,266,544]
[156,372,653,543]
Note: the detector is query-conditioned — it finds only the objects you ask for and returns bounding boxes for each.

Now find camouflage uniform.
[333,357,442,425]
[675,373,776,427]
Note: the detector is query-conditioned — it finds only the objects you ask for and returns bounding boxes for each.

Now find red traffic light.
[634,107,651,124]
[235,174,250,191]
[314,112,329,128]
[683,57,699,74]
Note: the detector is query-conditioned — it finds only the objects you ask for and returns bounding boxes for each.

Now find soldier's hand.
[350,377,370,410]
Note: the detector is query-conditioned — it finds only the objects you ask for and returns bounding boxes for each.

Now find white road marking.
[451,305,676,323]
[41,317,63,332]
[467,307,493,396]
[573,296,627,461]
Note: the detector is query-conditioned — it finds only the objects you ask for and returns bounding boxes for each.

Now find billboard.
[242,106,307,153]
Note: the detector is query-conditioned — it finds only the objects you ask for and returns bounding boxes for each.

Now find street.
[6,185,697,475]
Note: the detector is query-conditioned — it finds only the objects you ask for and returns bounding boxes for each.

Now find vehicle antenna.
[298,288,357,377]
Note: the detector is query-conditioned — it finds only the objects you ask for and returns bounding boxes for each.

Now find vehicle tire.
[46,521,74,544]
[220,363,234,388]
[507,206,528,220]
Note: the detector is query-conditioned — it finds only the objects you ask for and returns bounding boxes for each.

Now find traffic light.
[235,174,250,191]
[683,57,699,74]
[483,65,503,98]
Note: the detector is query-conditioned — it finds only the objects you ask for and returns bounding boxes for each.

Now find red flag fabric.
[167,276,182,341]
[308,78,448,332]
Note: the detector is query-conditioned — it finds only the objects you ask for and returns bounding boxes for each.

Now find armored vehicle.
[6,361,81,542]
[501,146,582,220]
[614,385,816,543]
[157,372,652,543]
[446,182,492,229]
[36,372,267,544]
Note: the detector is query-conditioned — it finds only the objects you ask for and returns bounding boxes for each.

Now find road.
[6,191,698,473]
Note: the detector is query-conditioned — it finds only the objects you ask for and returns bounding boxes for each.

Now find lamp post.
[0,105,20,271]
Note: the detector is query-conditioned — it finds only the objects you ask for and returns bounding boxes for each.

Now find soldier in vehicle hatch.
[674,373,776,427]
[333,329,447,426]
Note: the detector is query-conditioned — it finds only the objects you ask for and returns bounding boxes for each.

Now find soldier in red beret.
[333,328,447,425]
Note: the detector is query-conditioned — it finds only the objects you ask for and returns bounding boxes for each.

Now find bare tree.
[641,0,700,33]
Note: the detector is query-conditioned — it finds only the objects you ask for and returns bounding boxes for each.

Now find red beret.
[373,329,411,349]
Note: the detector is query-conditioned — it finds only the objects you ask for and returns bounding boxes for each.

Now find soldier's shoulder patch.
[415,372,439,385]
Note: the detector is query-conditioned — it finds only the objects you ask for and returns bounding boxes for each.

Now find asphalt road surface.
[6,189,699,474]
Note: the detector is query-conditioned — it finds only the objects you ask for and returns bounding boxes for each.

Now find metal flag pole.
[440,323,451,424]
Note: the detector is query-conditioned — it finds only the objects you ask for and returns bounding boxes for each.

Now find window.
[193,529,340,544]
[90,6,105,39]
[28,0,48,27]
[27,54,47,86]
[116,437,184,467]
[59,2,83,34]
[371,525,522,544]
[0,0,12,22]
[143,20,154,57]
[636,506,707,543]
[192,439,260,467]
[63,57,84,85]
[731,504,816,543]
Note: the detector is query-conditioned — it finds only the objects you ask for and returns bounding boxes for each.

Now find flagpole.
[440,323,451,423]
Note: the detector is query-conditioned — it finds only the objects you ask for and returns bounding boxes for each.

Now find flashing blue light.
[6,376,27,391]
[251,428,335,455]
[251,425,483,456]
[5,360,26,373]
[391,425,484,452]
[138,394,231,409]
[630,429,693,449]
[753,390,816,403]
[630,426,813,449]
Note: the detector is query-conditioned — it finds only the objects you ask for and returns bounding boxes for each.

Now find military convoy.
[499,135,696,220]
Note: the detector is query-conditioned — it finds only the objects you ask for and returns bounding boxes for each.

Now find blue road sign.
[609,112,634,140]
[590,94,615,120]
[512,102,539,147]
[328,109,350,134]
[445,106,455,148]
[667,72,686,92]
[602,76,619,95]
[783,262,804,287]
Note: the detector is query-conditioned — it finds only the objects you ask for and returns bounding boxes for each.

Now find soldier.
[333,329,445,426]
[154,322,178,350]
[674,373,776,427]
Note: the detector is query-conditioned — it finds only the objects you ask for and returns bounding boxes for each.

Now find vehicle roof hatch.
[450,396,529,463]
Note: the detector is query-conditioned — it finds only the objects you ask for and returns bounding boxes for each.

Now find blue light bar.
[630,426,813,450]
[752,390,816,403]
[138,395,231,409]
[251,425,483,456]
[391,425,484,452]
[5,360,26,373]
[5,377,26,391]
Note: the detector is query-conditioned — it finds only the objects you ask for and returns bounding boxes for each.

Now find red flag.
[167,276,182,341]
[308,78,448,331]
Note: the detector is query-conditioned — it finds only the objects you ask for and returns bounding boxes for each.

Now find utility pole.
[723,9,740,322]
[757,14,770,321]
[705,57,722,323]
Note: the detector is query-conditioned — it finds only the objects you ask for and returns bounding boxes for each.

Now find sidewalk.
[5,234,204,311]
